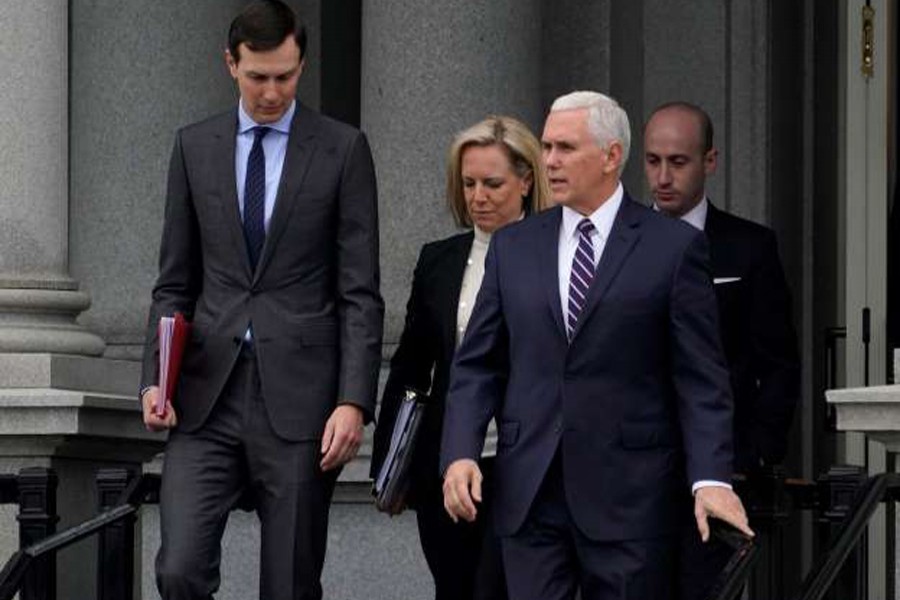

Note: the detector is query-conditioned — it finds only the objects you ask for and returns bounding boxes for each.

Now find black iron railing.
[793,472,900,600]
[708,520,759,600]
[0,465,895,600]
[0,470,159,600]
[706,464,897,600]
[0,467,58,600]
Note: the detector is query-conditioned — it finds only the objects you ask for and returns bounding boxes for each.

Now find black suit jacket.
[370,232,474,506]
[704,203,799,470]
[141,103,384,442]
[441,197,734,541]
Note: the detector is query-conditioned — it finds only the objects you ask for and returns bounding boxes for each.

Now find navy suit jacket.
[440,196,734,541]
[704,203,799,470]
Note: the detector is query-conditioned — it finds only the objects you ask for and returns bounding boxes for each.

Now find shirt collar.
[679,196,709,230]
[473,211,525,245]
[561,182,624,242]
[237,99,296,135]
[473,224,492,245]
[651,195,708,231]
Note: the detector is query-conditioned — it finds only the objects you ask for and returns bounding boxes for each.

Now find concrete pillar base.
[0,354,163,600]
[0,289,106,356]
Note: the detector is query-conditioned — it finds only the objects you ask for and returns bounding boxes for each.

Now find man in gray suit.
[139,2,383,598]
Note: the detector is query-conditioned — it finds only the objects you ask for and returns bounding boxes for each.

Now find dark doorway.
[320,0,362,127]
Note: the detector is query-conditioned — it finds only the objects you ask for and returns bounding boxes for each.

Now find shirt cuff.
[691,480,732,495]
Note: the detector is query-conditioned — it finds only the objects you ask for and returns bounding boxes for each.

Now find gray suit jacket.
[141,102,384,442]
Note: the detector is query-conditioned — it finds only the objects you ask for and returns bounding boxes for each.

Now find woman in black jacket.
[371,115,551,600]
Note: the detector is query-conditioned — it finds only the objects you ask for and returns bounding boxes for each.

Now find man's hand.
[141,386,178,432]
[442,459,482,523]
[694,486,755,542]
[320,404,365,471]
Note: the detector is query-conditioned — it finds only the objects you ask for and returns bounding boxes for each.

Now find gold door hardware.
[861,4,874,78]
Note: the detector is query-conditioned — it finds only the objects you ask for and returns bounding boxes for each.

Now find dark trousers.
[155,346,338,600]
[501,452,676,600]
[416,458,508,600]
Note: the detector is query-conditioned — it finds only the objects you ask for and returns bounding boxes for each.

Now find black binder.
[373,388,428,515]
[706,518,758,600]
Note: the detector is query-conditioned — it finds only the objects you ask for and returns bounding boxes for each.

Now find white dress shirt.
[236,99,294,342]
[557,183,624,310]
[456,226,490,346]
[235,99,295,233]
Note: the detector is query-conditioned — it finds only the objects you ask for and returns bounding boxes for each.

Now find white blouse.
[456,224,498,458]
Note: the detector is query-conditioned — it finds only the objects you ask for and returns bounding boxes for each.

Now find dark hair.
[647,101,714,152]
[228,0,307,62]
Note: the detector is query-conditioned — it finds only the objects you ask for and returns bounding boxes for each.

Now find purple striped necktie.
[567,218,596,340]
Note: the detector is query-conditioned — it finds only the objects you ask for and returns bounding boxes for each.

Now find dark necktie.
[243,126,270,270]
[567,218,596,340]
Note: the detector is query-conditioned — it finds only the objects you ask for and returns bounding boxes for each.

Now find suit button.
[554,420,563,434]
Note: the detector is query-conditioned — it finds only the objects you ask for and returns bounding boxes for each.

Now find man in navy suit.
[644,101,799,600]
[440,91,752,600]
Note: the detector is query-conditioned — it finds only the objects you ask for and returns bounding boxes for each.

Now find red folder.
[155,312,191,416]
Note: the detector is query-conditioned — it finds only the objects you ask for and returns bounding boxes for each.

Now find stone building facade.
[0,1,893,598]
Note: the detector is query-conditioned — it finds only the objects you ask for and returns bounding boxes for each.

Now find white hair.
[550,91,631,171]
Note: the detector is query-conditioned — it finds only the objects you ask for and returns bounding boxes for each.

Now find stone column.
[541,0,612,119]
[359,5,542,595]
[64,4,253,599]
[68,1,320,362]
[635,0,773,223]
[0,4,146,599]
[69,0,247,361]
[639,0,732,205]
[0,1,104,356]
[0,6,152,590]
[361,0,543,341]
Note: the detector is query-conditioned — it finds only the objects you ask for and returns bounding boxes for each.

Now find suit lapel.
[213,110,253,280]
[538,207,567,338]
[253,104,318,284]
[700,201,724,275]
[570,197,641,341]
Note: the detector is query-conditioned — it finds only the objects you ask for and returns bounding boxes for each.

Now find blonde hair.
[446,116,552,228]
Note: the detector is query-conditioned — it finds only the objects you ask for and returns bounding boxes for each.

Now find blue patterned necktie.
[243,126,270,270]
[567,218,596,340]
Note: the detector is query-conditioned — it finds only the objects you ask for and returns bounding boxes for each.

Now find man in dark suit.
[139,2,383,599]
[644,101,800,600]
[441,91,752,600]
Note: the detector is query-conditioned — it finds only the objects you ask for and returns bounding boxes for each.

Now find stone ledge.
[827,384,900,451]
[0,354,139,395]
[828,384,900,404]
[0,357,377,484]
[0,387,164,462]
